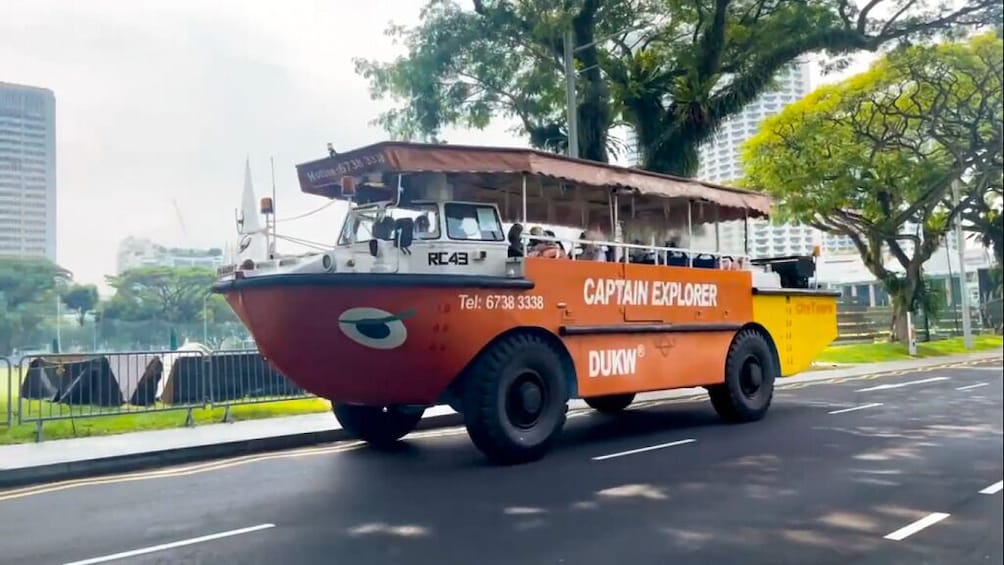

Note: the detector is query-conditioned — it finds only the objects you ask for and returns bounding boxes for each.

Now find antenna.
[269,157,277,258]
[270,157,277,219]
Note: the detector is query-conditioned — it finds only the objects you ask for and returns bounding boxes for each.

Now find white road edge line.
[856,377,949,393]
[883,513,950,541]
[955,382,990,391]
[592,439,696,461]
[62,523,276,565]
[828,402,883,415]
[979,480,1004,495]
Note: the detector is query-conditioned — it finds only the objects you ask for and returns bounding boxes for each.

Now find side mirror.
[394,218,414,253]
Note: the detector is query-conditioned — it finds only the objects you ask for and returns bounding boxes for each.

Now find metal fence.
[836,302,999,344]
[2,355,12,428]
[3,349,313,440]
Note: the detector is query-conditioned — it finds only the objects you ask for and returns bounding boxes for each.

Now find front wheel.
[462,333,569,465]
[332,404,424,446]
[708,329,777,422]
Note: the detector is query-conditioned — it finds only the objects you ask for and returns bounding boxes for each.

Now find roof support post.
[687,199,693,267]
[521,174,528,255]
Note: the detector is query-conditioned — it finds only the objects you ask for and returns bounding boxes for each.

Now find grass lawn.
[1,335,1001,445]
[815,335,1004,364]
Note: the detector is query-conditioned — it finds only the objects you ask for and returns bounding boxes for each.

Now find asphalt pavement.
[0,360,1000,565]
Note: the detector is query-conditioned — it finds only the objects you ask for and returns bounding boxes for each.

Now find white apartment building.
[692,61,857,258]
[616,62,855,257]
[116,236,225,274]
[0,81,57,260]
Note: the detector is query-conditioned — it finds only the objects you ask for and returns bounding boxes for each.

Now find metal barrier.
[2,356,12,428]
[14,349,314,441]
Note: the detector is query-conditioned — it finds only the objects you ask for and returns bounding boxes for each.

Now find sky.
[2,0,873,291]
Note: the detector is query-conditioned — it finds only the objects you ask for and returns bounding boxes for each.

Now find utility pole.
[563,29,579,159]
[951,179,973,349]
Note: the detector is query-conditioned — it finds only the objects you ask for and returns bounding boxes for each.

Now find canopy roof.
[295,141,772,224]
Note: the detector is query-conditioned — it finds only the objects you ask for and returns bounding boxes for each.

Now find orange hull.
[217,258,757,406]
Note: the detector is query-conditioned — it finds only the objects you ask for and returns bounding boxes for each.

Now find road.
[0,361,1000,565]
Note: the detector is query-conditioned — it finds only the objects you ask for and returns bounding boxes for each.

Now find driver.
[415,214,433,236]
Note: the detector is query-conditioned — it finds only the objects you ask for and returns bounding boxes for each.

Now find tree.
[104,266,216,324]
[61,284,99,326]
[742,33,1003,341]
[960,179,1003,269]
[0,256,71,355]
[355,0,1000,175]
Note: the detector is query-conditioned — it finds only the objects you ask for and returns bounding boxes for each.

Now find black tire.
[461,333,568,464]
[332,404,424,446]
[584,393,635,414]
[707,329,777,422]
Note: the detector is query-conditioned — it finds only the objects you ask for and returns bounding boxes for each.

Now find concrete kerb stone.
[1,351,999,489]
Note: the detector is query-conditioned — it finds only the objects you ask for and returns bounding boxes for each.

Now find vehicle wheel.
[584,393,635,414]
[462,333,568,465]
[707,329,777,422]
[332,404,424,446]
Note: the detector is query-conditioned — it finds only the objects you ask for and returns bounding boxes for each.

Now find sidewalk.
[1,351,1000,488]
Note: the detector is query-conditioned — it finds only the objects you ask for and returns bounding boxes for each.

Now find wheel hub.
[506,371,547,429]
[519,382,543,414]
[740,356,763,397]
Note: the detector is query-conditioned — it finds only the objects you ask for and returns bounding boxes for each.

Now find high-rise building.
[689,61,856,258]
[0,81,57,260]
[696,61,812,182]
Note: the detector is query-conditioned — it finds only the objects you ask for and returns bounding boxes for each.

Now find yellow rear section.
[752,291,839,377]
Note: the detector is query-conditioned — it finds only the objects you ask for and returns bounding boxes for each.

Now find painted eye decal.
[338,307,415,350]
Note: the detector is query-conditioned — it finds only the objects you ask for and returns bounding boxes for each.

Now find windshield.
[444,203,504,241]
[337,203,440,245]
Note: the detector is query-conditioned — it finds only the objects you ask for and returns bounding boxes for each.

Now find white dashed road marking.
[883,513,951,541]
[955,382,990,391]
[856,377,949,393]
[592,439,696,461]
[979,480,1003,495]
[828,402,883,415]
[63,524,276,565]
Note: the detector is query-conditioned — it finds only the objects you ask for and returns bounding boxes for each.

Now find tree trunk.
[572,9,610,163]
[644,134,700,177]
[888,276,919,343]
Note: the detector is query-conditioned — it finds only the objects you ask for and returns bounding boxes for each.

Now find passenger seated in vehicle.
[527,226,567,259]
[507,223,524,257]
[578,229,606,261]
[628,239,651,263]
[665,240,689,266]
[721,256,745,270]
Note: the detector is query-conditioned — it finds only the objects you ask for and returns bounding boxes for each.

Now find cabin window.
[337,203,440,245]
[444,203,504,241]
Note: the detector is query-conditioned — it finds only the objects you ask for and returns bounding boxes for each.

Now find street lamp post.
[202,294,209,345]
[55,292,61,352]
[562,22,656,160]
[951,179,973,349]
[563,29,579,159]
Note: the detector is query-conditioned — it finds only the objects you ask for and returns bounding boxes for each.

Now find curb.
[0,412,464,489]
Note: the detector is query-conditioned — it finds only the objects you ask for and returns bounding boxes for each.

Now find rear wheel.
[332,404,424,446]
[708,329,777,422]
[584,393,635,414]
[462,333,568,465]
